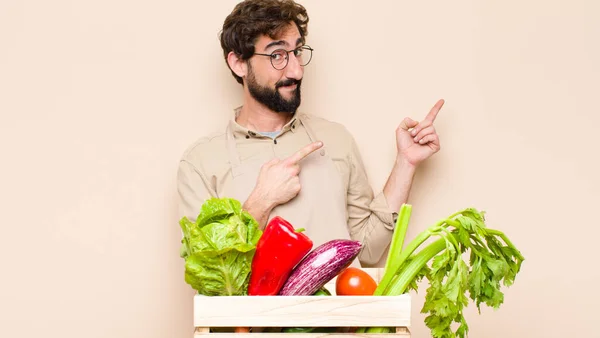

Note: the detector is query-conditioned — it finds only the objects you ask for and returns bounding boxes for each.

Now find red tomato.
[335,267,378,296]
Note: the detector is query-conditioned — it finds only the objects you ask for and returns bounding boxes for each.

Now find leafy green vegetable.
[180,197,262,296]
[360,204,524,338]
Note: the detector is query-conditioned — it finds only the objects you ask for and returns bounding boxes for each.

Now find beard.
[246,64,302,114]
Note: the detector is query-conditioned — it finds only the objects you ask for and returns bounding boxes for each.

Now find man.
[177,0,444,266]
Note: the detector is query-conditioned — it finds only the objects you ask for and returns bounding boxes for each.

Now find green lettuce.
[180,198,262,296]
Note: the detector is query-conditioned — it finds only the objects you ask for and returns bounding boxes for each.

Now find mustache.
[275,78,301,89]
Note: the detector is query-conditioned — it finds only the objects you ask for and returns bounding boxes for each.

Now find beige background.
[1,0,598,337]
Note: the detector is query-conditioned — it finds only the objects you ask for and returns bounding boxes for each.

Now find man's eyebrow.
[264,38,304,51]
[264,40,287,50]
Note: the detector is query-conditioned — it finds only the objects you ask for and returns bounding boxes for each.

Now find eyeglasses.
[253,45,314,70]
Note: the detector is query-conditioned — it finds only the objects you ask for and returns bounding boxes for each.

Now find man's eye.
[294,49,303,57]
[271,52,285,60]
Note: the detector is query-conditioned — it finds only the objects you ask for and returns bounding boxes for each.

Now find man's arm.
[382,157,417,214]
[383,99,444,212]
[346,133,398,265]
[242,190,276,229]
[347,100,444,265]
[178,157,276,228]
[177,160,218,221]
[178,141,323,229]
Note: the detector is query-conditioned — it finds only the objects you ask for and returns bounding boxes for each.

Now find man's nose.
[284,52,303,80]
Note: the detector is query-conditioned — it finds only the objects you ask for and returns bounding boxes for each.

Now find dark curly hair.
[219,0,309,84]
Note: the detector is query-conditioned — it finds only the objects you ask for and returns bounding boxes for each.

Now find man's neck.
[236,93,293,132]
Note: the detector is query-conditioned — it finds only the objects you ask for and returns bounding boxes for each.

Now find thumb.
[399,117,418,131]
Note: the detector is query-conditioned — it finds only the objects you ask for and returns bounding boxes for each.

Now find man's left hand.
[395,99,444,166]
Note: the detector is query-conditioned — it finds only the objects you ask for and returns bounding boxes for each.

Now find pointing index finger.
[285,141,323,164]
[425,99,445,122]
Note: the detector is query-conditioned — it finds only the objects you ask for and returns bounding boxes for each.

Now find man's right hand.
[243,141,323,228]
[256,141,323,207]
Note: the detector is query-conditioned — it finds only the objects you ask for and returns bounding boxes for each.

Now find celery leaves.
[368,205,525,338]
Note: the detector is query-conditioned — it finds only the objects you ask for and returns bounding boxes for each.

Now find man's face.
[245,24,304,114]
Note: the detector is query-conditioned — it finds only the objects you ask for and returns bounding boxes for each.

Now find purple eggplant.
[279,239,362,296]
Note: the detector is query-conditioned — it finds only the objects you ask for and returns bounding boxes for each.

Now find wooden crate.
[193,268,411,337]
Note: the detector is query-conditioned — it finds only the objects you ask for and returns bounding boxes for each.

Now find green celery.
[376,228,433,295]
[380,204,412,292]
[376,210,464,296]
[382,238,446,296]
[384,204,412,272]
[365,206,524,338]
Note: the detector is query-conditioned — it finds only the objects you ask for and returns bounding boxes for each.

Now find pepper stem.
[295,228,306,233]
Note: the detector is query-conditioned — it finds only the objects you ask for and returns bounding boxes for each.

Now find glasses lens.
[271,50,287,70]
[298,46,312,66]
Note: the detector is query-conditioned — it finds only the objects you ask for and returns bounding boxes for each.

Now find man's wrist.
[383,155,418,214]
[395,155,417,175]
[246,188,276,212]
[243,189,276,229]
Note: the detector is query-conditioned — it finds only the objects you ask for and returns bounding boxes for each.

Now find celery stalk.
[380,204,412,287]
[356,327,392,334]
[376,209,464,295]
[381,239,445,296]
[361,239,447,334]
[384,204,412,272]
[364,206,525,338]
[375,229,432,295]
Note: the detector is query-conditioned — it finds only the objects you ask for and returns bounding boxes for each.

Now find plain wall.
[1,0,598,337]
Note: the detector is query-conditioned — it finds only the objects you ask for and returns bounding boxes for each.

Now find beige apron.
[225,117,359,265]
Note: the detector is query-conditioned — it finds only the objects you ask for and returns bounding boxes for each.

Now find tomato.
[335,267,377,296]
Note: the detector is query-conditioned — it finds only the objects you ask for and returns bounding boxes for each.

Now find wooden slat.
[193,294,410,327]
[193,333,410,338]
[396,327,409,334]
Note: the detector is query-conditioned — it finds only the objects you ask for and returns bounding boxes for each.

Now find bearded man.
[177,0,444,266]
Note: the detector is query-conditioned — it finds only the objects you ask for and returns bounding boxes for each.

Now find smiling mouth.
[276,79,300,90]
[280,84,297,90]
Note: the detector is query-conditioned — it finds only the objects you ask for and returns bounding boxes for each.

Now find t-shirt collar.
[229,106,301,139]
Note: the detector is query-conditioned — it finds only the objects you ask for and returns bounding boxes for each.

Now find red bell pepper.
[248,216,313,295]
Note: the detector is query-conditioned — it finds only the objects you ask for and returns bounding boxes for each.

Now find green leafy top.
[369,206,525,338]
[422,209,524,338]
[180,198,262,296]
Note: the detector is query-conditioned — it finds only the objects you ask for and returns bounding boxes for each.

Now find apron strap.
[226,123,242,167]
[299,116,326,156]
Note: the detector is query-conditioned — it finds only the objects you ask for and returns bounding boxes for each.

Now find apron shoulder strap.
[225,123,242,167]
[299,114,326,156]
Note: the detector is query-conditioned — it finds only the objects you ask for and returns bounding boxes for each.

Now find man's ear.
[227,51,248,79]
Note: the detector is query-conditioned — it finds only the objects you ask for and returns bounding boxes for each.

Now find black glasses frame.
[253,45,314,70]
